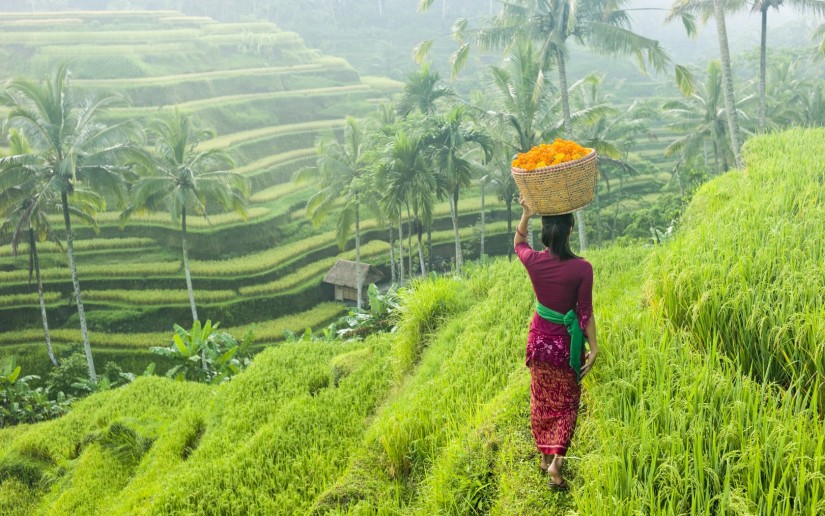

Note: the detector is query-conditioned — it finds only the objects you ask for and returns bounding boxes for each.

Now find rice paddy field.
[0,128,823,514]
[0,10,522,373]
[0,8,677,342]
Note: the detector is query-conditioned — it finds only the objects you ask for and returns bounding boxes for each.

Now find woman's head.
[541,213,578,260]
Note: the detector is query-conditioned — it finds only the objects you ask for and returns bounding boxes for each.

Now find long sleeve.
[576,261,593,331]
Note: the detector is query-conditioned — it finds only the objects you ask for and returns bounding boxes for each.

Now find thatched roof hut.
[323,260,383,303]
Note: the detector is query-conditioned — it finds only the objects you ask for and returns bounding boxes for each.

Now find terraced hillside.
[0,10,521,375]
[1,129,823,514]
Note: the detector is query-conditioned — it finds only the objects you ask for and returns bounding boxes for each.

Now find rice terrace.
[0,1,824,515]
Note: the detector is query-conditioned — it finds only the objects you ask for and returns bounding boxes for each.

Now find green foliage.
[337,284,401,339]
[649,128,825,402]
[391,275,471,378]
[0,360,69,428]
[150,320,252,384]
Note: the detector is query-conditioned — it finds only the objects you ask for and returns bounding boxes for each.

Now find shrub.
[150,320,253,384]
[0,360,70,428]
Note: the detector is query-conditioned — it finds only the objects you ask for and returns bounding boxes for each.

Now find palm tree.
[423,0,685,251]
[295,117,378,310]
[377,131,439,276]
[0,130,62,366]
[816,23,825,59]
[396,63,456,118]
[0,64,141,381]
[570,74,655,247]
[483,146,519,258]
[662,61,742,175]
[668,0,743,168]
[122,110,247,329]
[423,106,493,272]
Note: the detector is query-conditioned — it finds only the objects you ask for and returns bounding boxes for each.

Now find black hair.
[541,214,579,260]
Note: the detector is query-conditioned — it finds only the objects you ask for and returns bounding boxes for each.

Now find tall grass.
[648,128,825,397]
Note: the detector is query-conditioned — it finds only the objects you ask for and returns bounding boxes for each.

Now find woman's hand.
[519,195,535,219]
[580,350,598,378]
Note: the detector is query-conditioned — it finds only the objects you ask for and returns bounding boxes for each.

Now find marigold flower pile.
[512,138,589,171]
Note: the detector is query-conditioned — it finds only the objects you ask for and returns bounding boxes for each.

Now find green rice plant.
[200,119,345,150]
[202,22,282,34]
[0,238,155,257]
[237,240,390,297]
[0,303,345,350]
[74,63,329,89]
[76,206,270,228]
[235,148,316,176]
[390,276,471,378]
[648,127,825,398]
[37,42,198,57]
[109,85,370,119]
[0,292,61,308]
[0,29,199,45]
[83,289,237,306]
[0,18,84,27]
[0,261,181,284]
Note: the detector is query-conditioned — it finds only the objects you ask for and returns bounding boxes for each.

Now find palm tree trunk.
[355,203,363,310]
[388,224,396,284]
[416,219,426,275]
[506,197,513,259]
[450,190,463,272]
[759,6,768,134]
[29,228,57,367]
[595,188,602,249]
[557,47,588,252]
[406,205,414,275]
[397,214,405,283]
[480,180,486,257]
[181,209,205,372]
[557,48,573,137]
[427,224,432,272]
[713,0,743,168]
[181,208,198,324]
[62,191,95,381]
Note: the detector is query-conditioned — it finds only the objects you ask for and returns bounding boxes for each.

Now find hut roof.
[323,260,383,289]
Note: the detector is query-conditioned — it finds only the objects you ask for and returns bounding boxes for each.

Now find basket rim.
[511,148,597,175]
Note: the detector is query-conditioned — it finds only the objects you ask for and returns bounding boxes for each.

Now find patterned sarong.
[529,359,581,456]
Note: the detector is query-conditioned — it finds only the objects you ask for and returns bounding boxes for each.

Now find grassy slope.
[3,129,825,514]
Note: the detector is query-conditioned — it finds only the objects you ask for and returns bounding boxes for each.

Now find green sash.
[535,300,584,383]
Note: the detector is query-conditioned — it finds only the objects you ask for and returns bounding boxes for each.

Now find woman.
[514,197,598,490]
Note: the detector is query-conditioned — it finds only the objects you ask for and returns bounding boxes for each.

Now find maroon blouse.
[515,242,593,366]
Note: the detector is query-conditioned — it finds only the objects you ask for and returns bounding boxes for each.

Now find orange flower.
[511,138,589,171]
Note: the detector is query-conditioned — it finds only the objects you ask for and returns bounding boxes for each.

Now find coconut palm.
[422,106,493,272]
[122,110,247,329]
[668,0,743,167]
[816,23,825,58]
[377,130,440,276]
[396,63,457,118]
[422,0,686,251]
[662,61,744,175]
[570,74,657,247]
[295,117,379,309]
[0,130,64,367]
[483,146,520,258]
[0,64,141,381]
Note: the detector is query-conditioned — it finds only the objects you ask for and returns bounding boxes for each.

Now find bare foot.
[547,459,565,487]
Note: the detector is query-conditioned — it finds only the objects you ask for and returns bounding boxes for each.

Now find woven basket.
[511,149,598,215]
